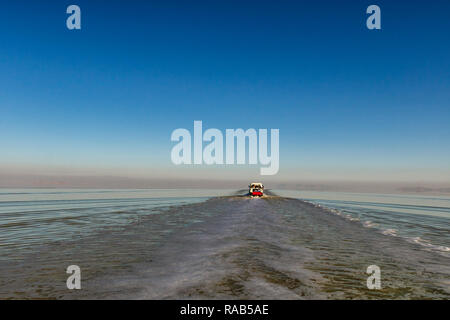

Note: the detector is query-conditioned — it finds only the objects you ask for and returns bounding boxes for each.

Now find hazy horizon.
[2,170,450,195]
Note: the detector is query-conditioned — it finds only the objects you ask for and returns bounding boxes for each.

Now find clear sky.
[0,0,449,186]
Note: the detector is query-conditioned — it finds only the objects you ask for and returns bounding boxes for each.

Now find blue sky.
[0,0,449,183]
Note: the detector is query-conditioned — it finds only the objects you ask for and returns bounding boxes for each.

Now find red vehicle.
[249,183,264,197]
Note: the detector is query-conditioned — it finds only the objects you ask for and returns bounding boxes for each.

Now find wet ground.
[1,191,449,299]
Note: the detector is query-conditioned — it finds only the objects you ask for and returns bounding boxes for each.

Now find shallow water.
[275,190,450,257]
[0,188,231,259]
[0,189,449,299]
